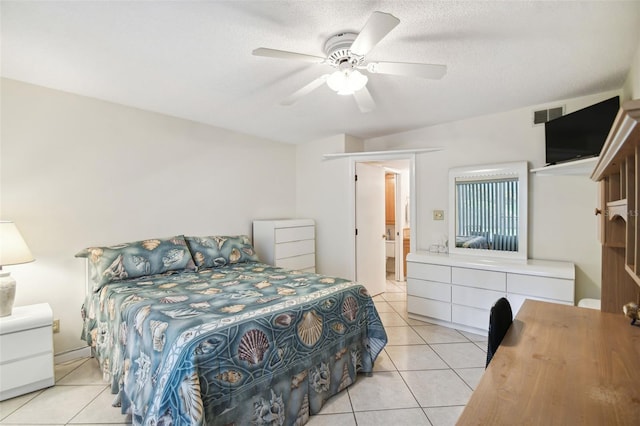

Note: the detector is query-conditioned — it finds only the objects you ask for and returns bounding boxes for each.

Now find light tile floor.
[0,279,488,426]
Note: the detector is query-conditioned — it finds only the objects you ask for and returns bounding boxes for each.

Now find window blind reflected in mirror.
[455,178,519,252]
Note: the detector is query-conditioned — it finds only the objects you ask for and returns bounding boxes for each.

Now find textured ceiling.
[2,1,640,144]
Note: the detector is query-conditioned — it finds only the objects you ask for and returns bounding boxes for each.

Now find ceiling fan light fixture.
[255,11,447,109]
[327,70,368,95]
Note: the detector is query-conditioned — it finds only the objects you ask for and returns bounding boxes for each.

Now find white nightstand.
[0,303,55,401]
[253,219,316,273]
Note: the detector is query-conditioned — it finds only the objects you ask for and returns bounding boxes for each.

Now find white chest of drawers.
[252,219,316,273]
[406,252,575,334]
[0,303,55,401]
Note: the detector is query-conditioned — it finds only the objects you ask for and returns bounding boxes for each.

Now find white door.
[355,162,386,296]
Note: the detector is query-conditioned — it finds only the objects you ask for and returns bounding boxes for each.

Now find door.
[355,162,386,295]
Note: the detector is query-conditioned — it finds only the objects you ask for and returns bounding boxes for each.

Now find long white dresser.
[252,219,316,273]
[407,251,575,334]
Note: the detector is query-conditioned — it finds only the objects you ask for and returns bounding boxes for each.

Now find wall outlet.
[433,210,444,220]
[53,319,60,334]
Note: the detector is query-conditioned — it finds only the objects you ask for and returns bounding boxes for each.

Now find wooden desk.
[457,299,640,425]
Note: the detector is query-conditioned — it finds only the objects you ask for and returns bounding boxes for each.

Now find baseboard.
[54,346,91,364]
[0,377,55,402]
[407,312,489,337]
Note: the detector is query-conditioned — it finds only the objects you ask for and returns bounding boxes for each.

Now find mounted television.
[545,96,620,165]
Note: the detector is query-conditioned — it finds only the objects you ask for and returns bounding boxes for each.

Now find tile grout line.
[410,323,485,390]
[383,279,481,423]
[55,358,91,384]
[384,279,448,425]
[65,385,112,425]
[346,386,358,426]
[0,390,43,422]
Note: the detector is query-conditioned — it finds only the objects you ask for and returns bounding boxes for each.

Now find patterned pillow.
[76,235,196,291]
[185,235,259,270]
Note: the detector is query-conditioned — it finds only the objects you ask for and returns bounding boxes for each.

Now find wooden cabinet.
[252,219,316,273]
[406,252,575,333]
[0,303,54,401]
[385,173,395,225]
[598,174,626,247]
[591,99,640,313]
[402,228,410,275]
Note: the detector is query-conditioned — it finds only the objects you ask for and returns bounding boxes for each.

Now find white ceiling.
[2,1,640,144]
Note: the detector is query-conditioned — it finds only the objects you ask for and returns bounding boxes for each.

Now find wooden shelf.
[607,199,628,221]
[625,264,640,287]
[322,147,442,160]
[530,157,598,176]
[592,99,640,313]
[592,99,640,181]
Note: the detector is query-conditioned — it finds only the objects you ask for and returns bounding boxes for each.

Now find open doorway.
[382,162,411,282]
[385,170,409,281]
[385,172,397,280]
[354,158,412,291]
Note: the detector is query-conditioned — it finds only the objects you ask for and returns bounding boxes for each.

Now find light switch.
[433,210,444,220]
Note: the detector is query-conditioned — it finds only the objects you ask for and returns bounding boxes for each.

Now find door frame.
[393,170,404,281]
[347,153,417,283]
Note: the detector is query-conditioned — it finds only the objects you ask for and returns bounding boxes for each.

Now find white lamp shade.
[0,221,34,266]
[327,70,368,95]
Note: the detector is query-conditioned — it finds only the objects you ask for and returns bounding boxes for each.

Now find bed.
[455,235,489,249]
[77,235,387,426]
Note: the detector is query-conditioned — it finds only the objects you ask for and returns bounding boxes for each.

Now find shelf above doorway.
[322,147,442,160]
[530,157,598,176]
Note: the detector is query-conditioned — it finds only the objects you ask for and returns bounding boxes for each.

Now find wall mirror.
[448,161,528,260]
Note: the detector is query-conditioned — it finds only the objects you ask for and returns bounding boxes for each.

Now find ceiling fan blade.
[280,74,329,106]
[353,86,376,113]
[350,11,400,57]
[252,48,325,64]
[366,61,447,79]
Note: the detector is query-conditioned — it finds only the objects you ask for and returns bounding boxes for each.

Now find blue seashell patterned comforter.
[81,262,388,425]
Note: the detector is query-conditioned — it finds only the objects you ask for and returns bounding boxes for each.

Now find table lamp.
[0,221,34,317]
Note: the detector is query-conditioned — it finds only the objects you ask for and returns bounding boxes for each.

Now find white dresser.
[0,303,55,401]
[252,219,316,273]
[407,252,575,334]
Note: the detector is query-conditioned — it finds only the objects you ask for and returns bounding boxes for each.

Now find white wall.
[0,79,297,354]
[623,35,640,100]
[365,90,622,302]
[295,134,357,280]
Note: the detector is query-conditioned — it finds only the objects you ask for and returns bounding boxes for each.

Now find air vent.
[533,106,564,126]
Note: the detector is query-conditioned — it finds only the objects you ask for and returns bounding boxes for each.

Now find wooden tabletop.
[457,299,640,425]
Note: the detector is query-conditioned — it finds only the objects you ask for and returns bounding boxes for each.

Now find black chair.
[486,297,513,368]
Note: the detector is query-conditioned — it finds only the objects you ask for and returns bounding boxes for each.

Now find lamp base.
[0,271,16,317]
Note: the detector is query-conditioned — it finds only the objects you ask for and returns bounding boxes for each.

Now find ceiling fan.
[252,11,447,113]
